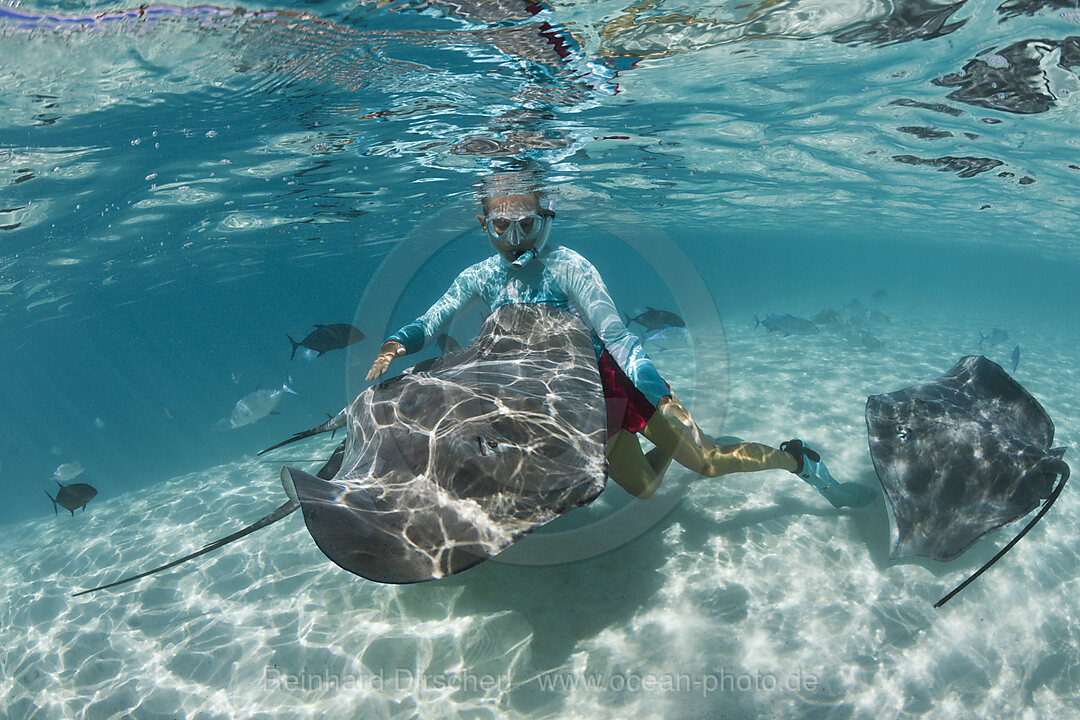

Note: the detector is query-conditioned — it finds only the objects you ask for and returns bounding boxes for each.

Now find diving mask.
[483,208,554,248]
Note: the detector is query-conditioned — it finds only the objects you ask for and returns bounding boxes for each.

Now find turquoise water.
[2,0,1080,717]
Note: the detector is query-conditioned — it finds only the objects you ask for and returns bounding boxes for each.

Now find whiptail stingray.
[865,355,1069,607]
[76,304,608,595]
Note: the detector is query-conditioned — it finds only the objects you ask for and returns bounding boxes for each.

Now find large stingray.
[76,303,608,595]
[866,355,1070,607]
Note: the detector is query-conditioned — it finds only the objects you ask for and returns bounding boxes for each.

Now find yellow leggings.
[607,396,797,499]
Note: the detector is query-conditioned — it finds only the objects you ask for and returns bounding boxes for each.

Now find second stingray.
[865,355,1070,607]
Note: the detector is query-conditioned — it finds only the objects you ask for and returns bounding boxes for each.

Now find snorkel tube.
[511,196,554,268]
[512,249,537,268]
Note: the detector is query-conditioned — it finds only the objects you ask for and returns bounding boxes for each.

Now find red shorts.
[598,350,662,438]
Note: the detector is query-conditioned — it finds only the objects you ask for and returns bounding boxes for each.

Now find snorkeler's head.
[477,171,555,264]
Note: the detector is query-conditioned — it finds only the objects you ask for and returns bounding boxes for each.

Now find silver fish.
[53,462,85,482]
[979,328,1008,347]
[755,313,818,336]
[218,378,298,430]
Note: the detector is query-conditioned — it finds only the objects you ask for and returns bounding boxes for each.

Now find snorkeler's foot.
[780,438,875,509]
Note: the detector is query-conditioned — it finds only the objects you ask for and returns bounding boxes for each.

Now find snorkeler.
[366,175,873,509]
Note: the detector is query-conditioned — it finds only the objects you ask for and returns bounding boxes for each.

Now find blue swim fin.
[781,438,876,509]
[819,482,877,509]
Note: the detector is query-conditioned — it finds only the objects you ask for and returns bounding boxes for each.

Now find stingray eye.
[487,440,499,449]
[896,424,910,441]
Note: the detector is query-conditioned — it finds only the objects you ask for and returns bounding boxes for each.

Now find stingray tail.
[74,441,346,598]
[72,500,300,597]
[257,411,346,456]
[45,490,57,515]
[935,457,1070,608]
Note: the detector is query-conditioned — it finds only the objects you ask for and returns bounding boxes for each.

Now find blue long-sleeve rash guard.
[388,245,671,407]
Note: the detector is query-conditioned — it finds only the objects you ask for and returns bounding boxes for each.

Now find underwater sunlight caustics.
[77,303,609,593]
[866,355,1070,607]
[4,0,1080,717]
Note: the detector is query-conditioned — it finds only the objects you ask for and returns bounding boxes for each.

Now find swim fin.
[819,482,877,509]
[781,438,876,509]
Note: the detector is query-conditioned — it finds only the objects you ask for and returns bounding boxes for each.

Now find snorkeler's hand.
[366,341,405,381]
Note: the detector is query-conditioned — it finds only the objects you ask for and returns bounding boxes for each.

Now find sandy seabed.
[4,311,1079,720]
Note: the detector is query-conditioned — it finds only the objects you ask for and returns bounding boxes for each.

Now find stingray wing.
[866,356,1065,562]
[289,303,609,583]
